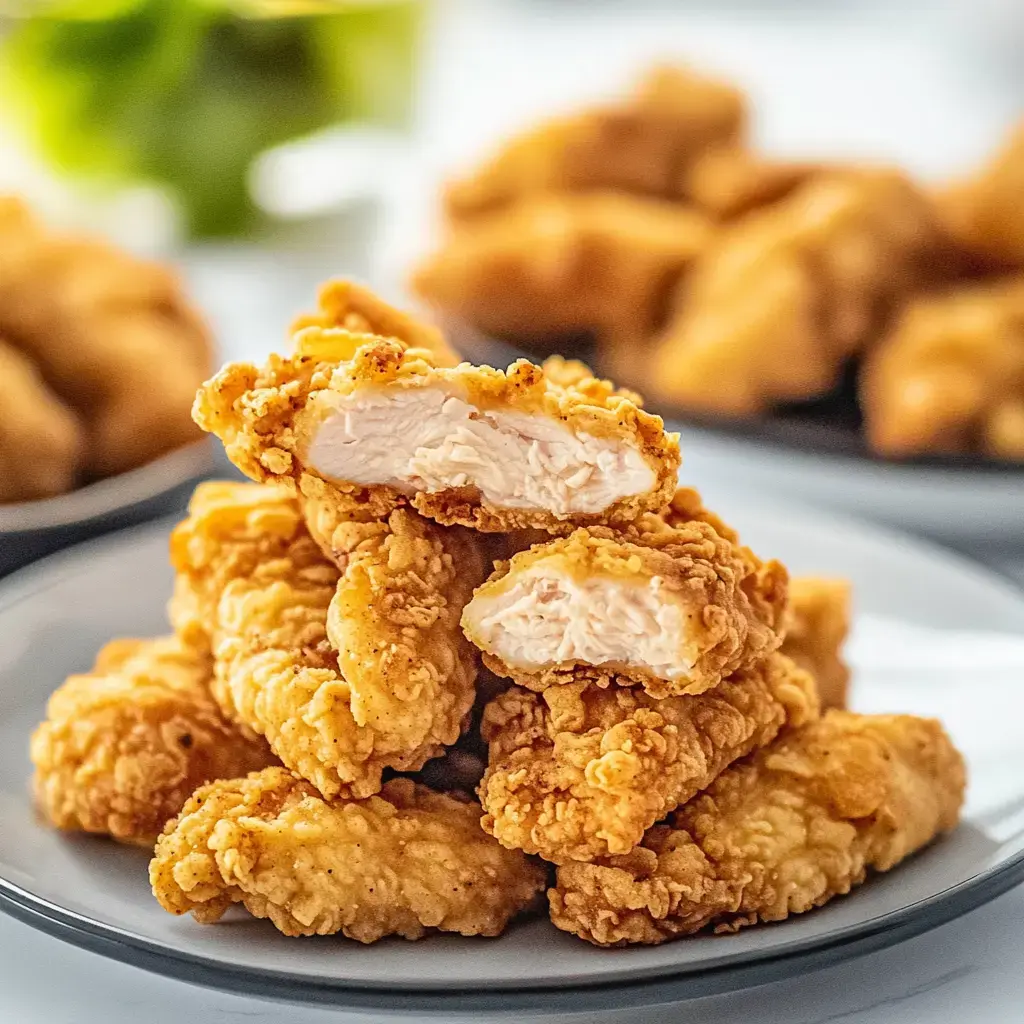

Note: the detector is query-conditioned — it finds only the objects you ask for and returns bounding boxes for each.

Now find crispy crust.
[465,512,788,697]
[150,768,547,940]
[782,577,851,710]
[413,192,713,343]
[550,711,965,945]
[0,196,211,479]
[291,278,460,367]
[646,170,944,416]
[169,481,482,799]
[860,279,1024,461]
[443,65,744,220]
[479,653,819,863]
[30,636,272,845]
[195,334,680,532]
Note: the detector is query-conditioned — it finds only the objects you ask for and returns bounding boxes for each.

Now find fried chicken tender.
[681,144,818,220]
[461,511,788,697]
[939,122,1024,269]
[413,193,713,346]
[444,65,744,221]
[169,481,482,800]
[195,331,680,533]
[0,338,84,501]
[151,767,547,940]
[291,278,460,367]
[647,171,942,416]
[550,711,965,945]
[0,196,211,478]
[783,577,851,710]
[479,653,818,864]
[861,278,1024,461]
[30,636,272,846]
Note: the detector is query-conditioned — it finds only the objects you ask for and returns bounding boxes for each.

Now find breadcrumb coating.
[169,481,482,799]
[151,767,547,941]
[463,512,788,697]
[291,278,460,367]
[647,171,943,415]
[861,278,1024,461]
[550,711,965,945]
[479,652,819,864]
[413,192,713,344]
[783,577,851,710]
[444,65,744,220]
[30,636,272,846]
[0,196,211,479]
[195,333,680,532]
[0,338,84,501]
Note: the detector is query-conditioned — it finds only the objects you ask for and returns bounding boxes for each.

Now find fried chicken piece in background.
[30,636,273,846]
[195,331,680,533]
[939,122,1024,270]
[0,197,211,479]
[461,510,787,697]
[680,144,819,220]
[444,65,744,222]
[480,653,818,864]
[151,767,547,941]
[292,278,460,367]
[782,577,852,710]
[646,171,944,416]
[413,192,713,354]
[169,481,482,800]
[0,338,84,502]
[861,279,1024,461]
[550,711,965,946]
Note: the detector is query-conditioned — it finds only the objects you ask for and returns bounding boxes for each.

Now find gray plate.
[1,493,1024,1015]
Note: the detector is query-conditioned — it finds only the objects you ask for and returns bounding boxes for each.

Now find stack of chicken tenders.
[30,281,965,947]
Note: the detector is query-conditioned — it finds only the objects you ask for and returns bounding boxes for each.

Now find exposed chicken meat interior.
[303,384,656,516]
[462,561,699,680]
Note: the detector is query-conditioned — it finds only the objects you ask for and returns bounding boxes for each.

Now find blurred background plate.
[0,439,216,577]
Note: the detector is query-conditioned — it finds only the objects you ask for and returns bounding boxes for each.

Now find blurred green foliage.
[0,0,423,237]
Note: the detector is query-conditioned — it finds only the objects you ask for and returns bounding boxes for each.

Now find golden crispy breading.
[479,653,818,864]
[647,171,942,416]
[30,636,272,846]
[783,577,851,710]
[291,278,460,367]
[680,144,818,219]
[550,711,965,945]
[167,480,315,652]
[0,338,84,502]
[444,65,744,221]
[151,767,547,940]
[170,481,482,800]
[939,122,1024,269]
[413,192,713,344]
[195,333,680,533]
[861,278,1024,461]
[0,196,211,478]
[462,513,788,698]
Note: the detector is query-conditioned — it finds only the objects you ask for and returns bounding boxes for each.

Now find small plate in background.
[0,440,218,577]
